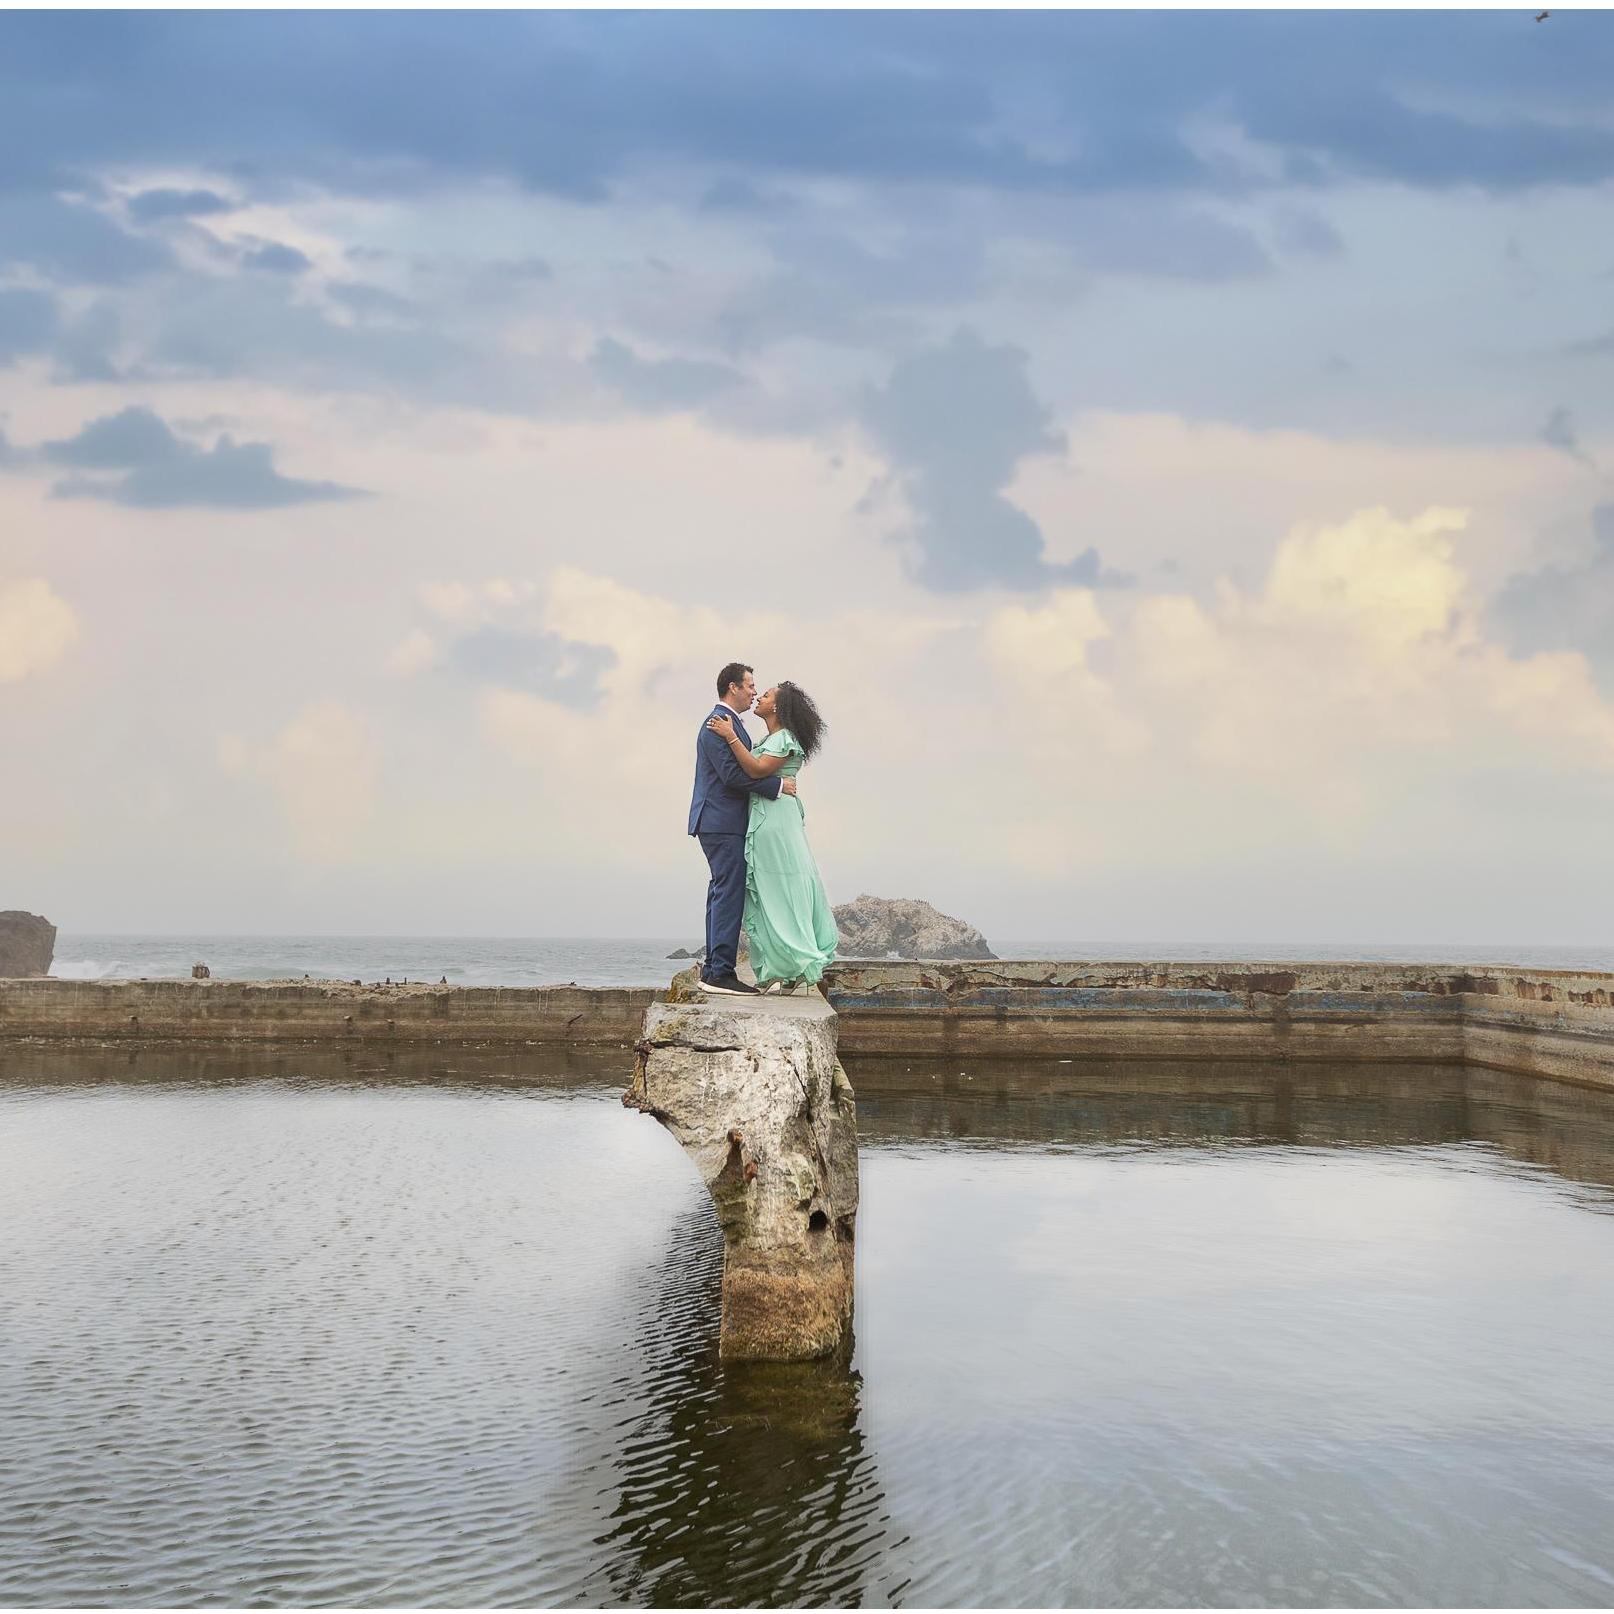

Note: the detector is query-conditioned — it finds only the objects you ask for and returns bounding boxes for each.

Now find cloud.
[1564,328,1614,359]
[449,625,617,708]
[327,281,416,319]
[1493,502,1614,682]
[0,191,171,283]
[219,700,379,860]
[129,266,580,418]
[487,255,553,281]
[126,187,233,224]
[862,330,1132,592]
[407,576,618,706]
[51,299,123,381]
[0,286,57,363]
[40,404,364,509]
[242,240,312,274]
[0,577,79,681]
[383,629,439,678]
[700,176,786,213]
[1273,203,1345,258]
[417,577,538,628]
[590,336,749,413]
[980,506,1614,876]
[714,222,990,353]
[6,12,1614,210]
[44,404,183,468]
[1539,405,1594,466]
[1059,199,1274,281]
[985,590,1144,755]
[459,539,1614,930]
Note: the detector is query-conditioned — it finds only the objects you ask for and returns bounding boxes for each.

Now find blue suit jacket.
[688,704,782,836]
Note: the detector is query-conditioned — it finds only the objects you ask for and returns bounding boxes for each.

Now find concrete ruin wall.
[825,961,1614,1091]
[1,961,1612,1090]
[0,977,655,1045]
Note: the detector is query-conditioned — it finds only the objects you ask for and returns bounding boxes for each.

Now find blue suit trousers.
[698,831,747,981]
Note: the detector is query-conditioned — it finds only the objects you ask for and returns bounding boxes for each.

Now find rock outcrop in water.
[624,969,858,1360]
[0,910,56,977]
[669,932,750,963]
[831,894,996,960]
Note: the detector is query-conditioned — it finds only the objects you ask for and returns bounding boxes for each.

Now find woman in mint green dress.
[705,682,838,991]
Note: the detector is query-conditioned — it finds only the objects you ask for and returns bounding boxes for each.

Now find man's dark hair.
[716,661,752,699]
[775,682,827,760]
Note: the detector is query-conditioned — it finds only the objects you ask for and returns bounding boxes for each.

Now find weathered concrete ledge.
[825,959,1614,1091]
[3,960,1613,1093]
[0,976,655,1045]
[624,991,857,1361]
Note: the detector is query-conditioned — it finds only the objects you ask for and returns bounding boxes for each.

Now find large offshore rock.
[669,931,750,964]
[832,893,996,960]
[0,910,55,977]
[625,990,857,1361]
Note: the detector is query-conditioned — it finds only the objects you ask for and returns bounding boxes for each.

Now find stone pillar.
[624,985,858,1361]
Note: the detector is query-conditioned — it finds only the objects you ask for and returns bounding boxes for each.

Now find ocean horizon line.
[55,929,1614,952]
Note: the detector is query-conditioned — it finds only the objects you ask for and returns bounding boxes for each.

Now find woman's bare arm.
[706,713,788,778]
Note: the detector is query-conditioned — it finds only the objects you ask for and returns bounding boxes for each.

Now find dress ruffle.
[743,728,838,986]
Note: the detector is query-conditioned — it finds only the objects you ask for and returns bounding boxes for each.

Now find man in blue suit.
[688,660,798,996]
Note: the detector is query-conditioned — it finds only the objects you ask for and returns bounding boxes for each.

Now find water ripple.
[3,1052,1614,1605]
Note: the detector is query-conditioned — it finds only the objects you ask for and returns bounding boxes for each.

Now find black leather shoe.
[699,973,759,996]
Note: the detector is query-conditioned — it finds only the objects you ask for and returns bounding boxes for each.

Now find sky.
[3,9,1613,946]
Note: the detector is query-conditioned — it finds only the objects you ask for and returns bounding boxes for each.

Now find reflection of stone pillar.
[624,985,857,1361]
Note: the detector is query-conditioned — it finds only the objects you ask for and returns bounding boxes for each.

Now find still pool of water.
[3,1045,1614,1608]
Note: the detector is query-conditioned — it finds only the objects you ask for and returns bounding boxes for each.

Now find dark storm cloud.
[862,329,1132,593]
[449,626,616,709]
[126,187,233,224]
[40,405,363,509]
[3,12,1613,206]
[1493,503,1614,685]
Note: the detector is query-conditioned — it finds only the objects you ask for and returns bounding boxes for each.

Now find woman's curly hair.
[775,681,826,760]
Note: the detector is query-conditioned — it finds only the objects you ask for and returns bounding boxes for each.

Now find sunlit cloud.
[0,578,79,682]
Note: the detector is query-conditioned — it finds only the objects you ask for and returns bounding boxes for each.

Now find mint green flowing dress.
[744,728,839,986]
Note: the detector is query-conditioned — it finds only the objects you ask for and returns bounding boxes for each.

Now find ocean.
[48,934,1614,989]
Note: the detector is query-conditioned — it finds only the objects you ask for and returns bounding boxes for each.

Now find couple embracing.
[687,661,838,997]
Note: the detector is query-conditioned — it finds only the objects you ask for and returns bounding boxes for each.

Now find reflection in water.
[3,1041,1614,1606]
[850,1054,1614,1193]
[581,1213,903,1609]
